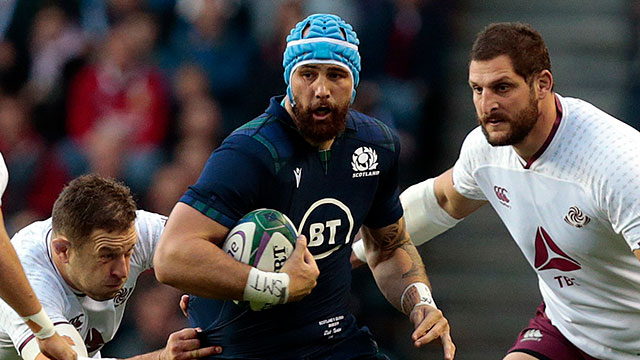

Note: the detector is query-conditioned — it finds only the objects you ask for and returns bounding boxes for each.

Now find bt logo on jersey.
[534,226,581,272]
[298,198,355,260]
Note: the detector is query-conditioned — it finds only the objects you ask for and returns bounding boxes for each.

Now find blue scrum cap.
[283,13,361,105]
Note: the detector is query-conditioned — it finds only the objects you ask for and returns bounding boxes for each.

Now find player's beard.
[292,100,348,144]
[478,89,539,146]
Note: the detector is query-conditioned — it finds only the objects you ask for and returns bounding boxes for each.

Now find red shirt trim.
[523,94,563,169]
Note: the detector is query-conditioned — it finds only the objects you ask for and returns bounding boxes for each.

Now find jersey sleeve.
[0,152,8,205]
[132,210,168,271]
[363,133,403,228]
[597,132,640,251]
[0,267,68,352]
[452,128,488,201]
[179,134,273,228]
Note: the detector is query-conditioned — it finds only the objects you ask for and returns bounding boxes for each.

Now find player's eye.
[101,253,115,261]
[496,83,510,92]
[471,86,482,94]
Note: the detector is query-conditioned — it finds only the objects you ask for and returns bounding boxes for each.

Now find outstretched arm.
[1,210,77,360]
[362,217,455,360]
[21,324,85,360]
[351,168,486,267]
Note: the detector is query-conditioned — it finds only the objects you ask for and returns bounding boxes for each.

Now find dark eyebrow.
[328,66,349,73]
[469,76,515,87]
[299,64,320,70]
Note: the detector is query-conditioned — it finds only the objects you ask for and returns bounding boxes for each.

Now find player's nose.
[313,76,330,99]
[479,91,499,115]
[111,255,129,279]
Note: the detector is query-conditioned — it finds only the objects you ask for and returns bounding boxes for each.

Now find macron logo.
[294,168,302,188]
[534,226,581,271]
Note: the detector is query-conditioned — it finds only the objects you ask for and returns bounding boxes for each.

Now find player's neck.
[513,93,558,161]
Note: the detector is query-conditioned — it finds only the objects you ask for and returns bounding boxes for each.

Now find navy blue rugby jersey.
[180,96,403,359]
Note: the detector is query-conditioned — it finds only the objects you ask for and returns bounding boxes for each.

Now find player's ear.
[536,69,553,99]
[51,236,72,263]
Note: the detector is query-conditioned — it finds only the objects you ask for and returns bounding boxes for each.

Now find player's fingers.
[413,317,448,347]
[61,334,75,346]
[190,345,223,358]
[441,332,456,360]
[302,244,317,267]
[295,235,308,250]
[180,294,189,318]
[290,235,309,261]
[410,308,436,341]
[170,327,200,342]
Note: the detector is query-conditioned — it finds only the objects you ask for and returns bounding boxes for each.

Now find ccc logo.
[493,186,509,203]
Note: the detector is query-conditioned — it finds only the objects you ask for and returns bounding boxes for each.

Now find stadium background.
[0,0,638,358]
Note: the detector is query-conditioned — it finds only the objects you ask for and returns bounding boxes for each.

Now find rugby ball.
[222,208,298,310]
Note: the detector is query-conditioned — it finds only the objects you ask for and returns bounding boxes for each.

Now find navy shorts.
[508,303,600,360]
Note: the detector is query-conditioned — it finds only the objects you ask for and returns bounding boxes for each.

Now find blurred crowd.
[0,0,455,357]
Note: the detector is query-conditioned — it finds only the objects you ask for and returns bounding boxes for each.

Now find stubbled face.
[290,63,352,144]
[469,55,539,146]
[67,225,137,301]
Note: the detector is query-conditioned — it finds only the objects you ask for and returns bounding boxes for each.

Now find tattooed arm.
[361,217,426,308]
[362,217,455,359]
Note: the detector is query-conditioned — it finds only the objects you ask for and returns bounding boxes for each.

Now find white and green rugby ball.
[222,208,298,310]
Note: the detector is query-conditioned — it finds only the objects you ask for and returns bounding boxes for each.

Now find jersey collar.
[522,94,563,169]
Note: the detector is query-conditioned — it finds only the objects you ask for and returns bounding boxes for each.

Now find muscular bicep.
[162,202,230,246]
[154,202,231,284]
[435,168,486,219]
[22,323,87,360]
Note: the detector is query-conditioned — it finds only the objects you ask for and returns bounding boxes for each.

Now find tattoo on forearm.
[363,218,412,262]
[399,242,426,279]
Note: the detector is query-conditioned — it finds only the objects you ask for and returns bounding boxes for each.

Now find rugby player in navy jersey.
[154,14,454,360]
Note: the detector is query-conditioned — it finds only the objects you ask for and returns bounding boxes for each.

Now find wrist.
[21,307,55,339]
[352,239,367,263]
[243,268,290,305]
[401,282,436,314]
